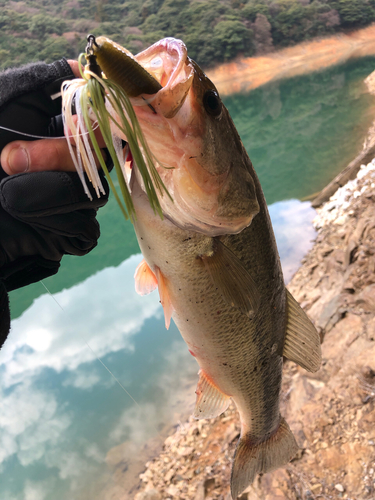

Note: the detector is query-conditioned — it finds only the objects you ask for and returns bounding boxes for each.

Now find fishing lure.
[61,35,170,221]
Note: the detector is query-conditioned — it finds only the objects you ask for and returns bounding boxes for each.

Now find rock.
[204,477,216,495]
[194,482,205,500]
[165,484,179,496]
[335,483,344,492]
[134,490,162,500]
[356,283,375,313]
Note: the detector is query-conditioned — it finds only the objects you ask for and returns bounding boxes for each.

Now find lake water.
[1,56,375,500]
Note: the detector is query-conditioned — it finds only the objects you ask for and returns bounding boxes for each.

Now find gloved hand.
[0,58,110,349]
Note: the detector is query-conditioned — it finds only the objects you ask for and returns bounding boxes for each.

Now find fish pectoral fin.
[231,417,298,499]
[134,259,158,296]
[193,369,231,419]
[283,289,321,373]
[201,239,260,318]
[154,266,174,330]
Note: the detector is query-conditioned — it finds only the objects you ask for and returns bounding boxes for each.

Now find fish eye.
[203,90,222,118]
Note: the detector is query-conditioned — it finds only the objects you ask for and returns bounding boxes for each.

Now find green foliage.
[330,0,375,26]
[213,20,253,60]
[270,0,309,44]
[0,10,29,31]
[155,0,190,33]
[39,36,75,62]
[0,0,374,70]
[29,14,67,38]
[242,1,270,22]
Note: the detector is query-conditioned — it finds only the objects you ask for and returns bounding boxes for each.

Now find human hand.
[0,59,106,176]
[0,58,110,349]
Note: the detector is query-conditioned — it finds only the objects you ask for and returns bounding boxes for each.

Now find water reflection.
[2,255,160,384]
[224,56,375,205]
[269,199,316,283]
[0,199,315,499]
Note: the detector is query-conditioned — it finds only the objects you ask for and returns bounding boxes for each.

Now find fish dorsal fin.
[154,266,174,330]
[283,289,321,373]
[193,369,231,419]
[201,239,260,318]
[134,258,158,296]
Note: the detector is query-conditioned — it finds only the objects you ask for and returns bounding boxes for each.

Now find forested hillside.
[0,0,374,70]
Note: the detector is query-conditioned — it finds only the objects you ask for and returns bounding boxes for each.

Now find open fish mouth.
[92,37,259,236]
[93,36,194,117]
[134,38,195,119]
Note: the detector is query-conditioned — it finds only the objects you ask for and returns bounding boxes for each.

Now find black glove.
[0,58,110,350]
[0,59,74,151]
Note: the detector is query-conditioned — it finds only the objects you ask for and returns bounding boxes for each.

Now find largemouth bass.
[93,37,322,498]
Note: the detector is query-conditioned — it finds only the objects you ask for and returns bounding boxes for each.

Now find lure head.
[128,38,260,235]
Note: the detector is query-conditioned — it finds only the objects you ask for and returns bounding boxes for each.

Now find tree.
[39,36,74,62]
[269,0,308,45]
[242,0,270,22]
[252,13,274,54]
[330,0,375,26]
[29,14,66,38]
[213,20,254,61]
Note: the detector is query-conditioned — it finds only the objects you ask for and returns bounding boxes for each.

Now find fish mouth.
[120,39,257,236]
[132,37,195,118]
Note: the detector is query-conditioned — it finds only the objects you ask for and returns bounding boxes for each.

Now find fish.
[87,37,322,498]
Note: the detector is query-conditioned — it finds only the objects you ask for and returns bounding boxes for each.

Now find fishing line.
[0,125,65,140]
[40,280,64,310]
[41,278,143,409]
[0,124,99,141]
[84,341,142,410]
[40,280,141,409]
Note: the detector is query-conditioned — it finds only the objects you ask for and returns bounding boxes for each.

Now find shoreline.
[311,69,375,207]
[207,24,375,97]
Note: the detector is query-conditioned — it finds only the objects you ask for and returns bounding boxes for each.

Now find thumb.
[1,138,77,175]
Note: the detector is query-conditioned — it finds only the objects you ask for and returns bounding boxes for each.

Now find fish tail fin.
[230,417,298,499]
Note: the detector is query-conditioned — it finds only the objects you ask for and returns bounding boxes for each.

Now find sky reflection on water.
[0,199,315,500]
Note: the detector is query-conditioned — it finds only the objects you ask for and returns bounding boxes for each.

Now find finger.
[67,60,83,79]
[1,170,109,217]
[1,139,79,174]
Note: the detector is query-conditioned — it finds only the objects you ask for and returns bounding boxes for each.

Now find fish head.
[131,38,260,236]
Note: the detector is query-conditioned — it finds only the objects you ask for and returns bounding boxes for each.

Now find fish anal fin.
[193,369,231,419]
[231,417,298,499]
[154,266,174,330]
[283,289,321,373]
[201,239,260,318]
[134,259,158,296]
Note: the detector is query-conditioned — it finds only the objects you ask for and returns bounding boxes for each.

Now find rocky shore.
[129,155,375,500]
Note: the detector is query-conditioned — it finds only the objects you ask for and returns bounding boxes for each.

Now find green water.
[2,56,375,500]
[225,56,375,205]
